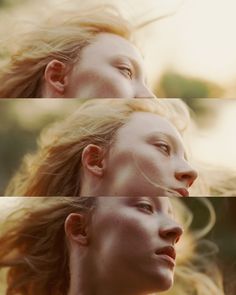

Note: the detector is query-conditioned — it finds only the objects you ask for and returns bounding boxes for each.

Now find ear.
[65,213,89,246]
[82,144,106,177]
[44,59,69,97]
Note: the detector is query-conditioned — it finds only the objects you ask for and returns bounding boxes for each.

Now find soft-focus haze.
[189,100,236,169]
[141,0,236,90]
[1,0,236,96]
[0,99,235,194]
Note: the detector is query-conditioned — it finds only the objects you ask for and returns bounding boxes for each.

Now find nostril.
[160,225,183,244]
[175,169,198,187]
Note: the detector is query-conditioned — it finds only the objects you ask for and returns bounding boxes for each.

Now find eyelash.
[118,66,133,79]
[137,202,154,213]
[156,143,171,156]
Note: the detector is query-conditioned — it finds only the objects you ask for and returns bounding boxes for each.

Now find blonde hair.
[0,197,224,295]
[5,98,191,196]
[0,5,134,98]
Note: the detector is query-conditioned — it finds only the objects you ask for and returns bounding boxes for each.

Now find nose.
[159,219,183,244]
[135,84,156,98]
[175,161,198,188]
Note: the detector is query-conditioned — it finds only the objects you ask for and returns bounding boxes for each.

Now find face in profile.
[82,112,198,197]
[67,197,183,294]
[45,33,155,98]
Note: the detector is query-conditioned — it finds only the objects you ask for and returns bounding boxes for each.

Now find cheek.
[134,149,173,182]
[92,211,152,257]
[68,68,133,98]
[113,146,165,180]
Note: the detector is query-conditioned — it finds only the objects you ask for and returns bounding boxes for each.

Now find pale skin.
[65,197,183,295]
[42,33,155,99]
[80,112,198,197]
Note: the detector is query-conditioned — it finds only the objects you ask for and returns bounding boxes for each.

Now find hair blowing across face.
[5,99,191,196]
[0,197,225,295]
[0,4,134,98]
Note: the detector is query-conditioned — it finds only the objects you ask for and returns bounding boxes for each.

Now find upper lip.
[173,188,189,197]
[155,246,176,260]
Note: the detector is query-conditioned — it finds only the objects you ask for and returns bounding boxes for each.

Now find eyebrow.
[147,131,188,160]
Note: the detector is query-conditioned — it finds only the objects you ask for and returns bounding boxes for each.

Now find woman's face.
[102,112,198,196]
[89,197,183,294]
[66,33,155,98]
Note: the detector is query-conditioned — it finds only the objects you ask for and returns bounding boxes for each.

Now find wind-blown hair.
[0,4,134,98]
[0,197,224,295]
[6,98,195,196]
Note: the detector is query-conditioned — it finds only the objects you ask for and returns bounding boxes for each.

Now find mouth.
[155,246,176,266]
[172,188,189,197]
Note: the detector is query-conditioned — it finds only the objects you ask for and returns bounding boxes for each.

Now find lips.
[155,246,176,261]
[173,188,189,197]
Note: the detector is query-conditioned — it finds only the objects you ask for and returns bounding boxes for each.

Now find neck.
[67,249,149,295]
[80,176,109,197]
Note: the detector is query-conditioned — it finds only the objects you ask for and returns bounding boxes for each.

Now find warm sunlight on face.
[103,112,197,196]
[90,197,183,293]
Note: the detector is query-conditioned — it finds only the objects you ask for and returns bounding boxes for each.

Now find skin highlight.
[80,112,197,197]
[5,99,199,197]
[43,33,155,99]
[65,197,183,295]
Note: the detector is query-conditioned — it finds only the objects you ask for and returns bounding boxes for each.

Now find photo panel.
[0,196,235,295]
[0,98,236,196]
[1,0,236,98]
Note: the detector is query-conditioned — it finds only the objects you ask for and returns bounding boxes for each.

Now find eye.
[117,66,133,79]
[137,202,154,213]
[155,143,171,156]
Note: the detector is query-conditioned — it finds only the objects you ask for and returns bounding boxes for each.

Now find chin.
[151,268,174,292]
[139,269,174,294]
[158,274,174,291]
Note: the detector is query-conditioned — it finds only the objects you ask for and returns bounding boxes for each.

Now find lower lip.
[174,189,189,197]
[156,254,176,267]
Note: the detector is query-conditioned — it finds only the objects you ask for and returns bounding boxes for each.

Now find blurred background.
[1,0,236,97]
[181,197,236,295]
[0,99,236,195]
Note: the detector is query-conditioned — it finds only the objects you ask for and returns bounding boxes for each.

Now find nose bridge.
[135,82,156,98]
[175,158,198,187]
[159,216,183,244]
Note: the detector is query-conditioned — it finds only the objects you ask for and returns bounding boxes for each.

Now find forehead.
[117,112,184,145]
[81,32,145,65]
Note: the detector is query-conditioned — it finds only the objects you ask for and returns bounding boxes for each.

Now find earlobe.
[65,213,89,246]
[82,144,106,177]
[44,59,69,96]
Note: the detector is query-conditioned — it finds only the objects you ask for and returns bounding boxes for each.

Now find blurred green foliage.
[153,70,224,125]
[0,0,26,9]
[0,100,78,194]
[155,70,224,99]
